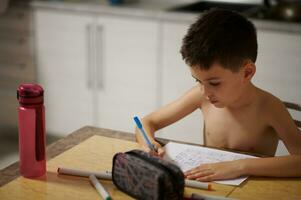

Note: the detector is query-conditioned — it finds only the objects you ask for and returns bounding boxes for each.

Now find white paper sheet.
[163,142,257,185]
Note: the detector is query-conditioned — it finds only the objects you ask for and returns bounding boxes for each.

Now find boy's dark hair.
[180,9,257,72]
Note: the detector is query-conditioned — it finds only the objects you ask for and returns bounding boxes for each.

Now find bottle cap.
[17,83,44,105]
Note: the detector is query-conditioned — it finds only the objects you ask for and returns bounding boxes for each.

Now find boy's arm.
[242,97,301,177]
[135,85,204,153]
[268,97,301,154]
[185,154,301,182]
[241,155,301,177]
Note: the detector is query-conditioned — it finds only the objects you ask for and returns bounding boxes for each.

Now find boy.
[135,9,301,181]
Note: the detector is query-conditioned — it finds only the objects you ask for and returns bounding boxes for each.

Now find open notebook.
[163,142,257,185]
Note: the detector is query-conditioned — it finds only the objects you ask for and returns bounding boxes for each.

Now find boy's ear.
[243,61,256,81]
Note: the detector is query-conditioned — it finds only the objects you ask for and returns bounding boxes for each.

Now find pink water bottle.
[17,83,46,178]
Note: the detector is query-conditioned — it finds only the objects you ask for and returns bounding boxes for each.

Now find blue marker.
[134,116,157,152]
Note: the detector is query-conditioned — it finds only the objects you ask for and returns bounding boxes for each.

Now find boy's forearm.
[241,155,301,177]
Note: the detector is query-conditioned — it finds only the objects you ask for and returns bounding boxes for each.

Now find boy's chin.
[213,104,225,108]
[210,101,225,108]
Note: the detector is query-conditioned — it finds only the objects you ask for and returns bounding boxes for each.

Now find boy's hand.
[141,141,165,157]
[184,160,244,181]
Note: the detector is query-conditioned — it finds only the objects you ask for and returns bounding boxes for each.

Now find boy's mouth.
[209,98,218,104]
[206,96,219,104]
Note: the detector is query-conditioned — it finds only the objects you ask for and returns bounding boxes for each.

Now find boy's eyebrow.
[205,77,220,81]
[191,75,220,82]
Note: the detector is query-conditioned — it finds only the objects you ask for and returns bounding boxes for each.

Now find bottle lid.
[17,83,44,105]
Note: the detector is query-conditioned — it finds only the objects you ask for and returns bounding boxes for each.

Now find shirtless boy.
[135,9,301,181]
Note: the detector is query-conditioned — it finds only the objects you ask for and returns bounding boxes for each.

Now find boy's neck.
[227,83,258,111]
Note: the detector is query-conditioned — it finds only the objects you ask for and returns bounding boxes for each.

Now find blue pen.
[134,116,157,152]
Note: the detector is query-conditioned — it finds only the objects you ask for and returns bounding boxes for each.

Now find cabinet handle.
[86,24,94,89]
[96,25,104,90]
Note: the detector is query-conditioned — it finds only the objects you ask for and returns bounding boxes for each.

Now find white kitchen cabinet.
[35,10,158,136]
[94,16,158,132]
[34,7,301,155]
[255,30,301,105]
[35,10,95,135]
[255,30,301,155]
[159,21,204,144]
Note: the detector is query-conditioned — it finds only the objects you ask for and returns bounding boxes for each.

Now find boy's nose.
[203,85,213,97]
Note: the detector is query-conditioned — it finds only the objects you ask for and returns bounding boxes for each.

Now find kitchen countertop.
[27,0,301,33]
[30,0,197,22]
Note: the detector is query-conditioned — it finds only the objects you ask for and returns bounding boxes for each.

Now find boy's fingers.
[157,147,165,157]
[142,145,151,153]
[141,141,165,157]
[186,170,213,180]
[152,142,165,157]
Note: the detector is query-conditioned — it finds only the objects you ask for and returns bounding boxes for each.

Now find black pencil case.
[112,149,185,200]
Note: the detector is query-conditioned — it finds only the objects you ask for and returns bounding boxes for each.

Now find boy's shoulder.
[182,85,206,108]
[256,87,286,116]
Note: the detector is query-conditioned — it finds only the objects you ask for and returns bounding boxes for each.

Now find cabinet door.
[255,30,301,104]
[160,21,204,144]
[95,16,158,133]
[255,30,301,155]
[35,10,94,135]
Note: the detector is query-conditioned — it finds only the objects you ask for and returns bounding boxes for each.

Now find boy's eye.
[209,82,220,86]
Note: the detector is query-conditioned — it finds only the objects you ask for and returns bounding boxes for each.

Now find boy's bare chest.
[202,105,278,156]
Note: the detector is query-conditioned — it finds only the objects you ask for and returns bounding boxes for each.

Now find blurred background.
[1,0,301,169]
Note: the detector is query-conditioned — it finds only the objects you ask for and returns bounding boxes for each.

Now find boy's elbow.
[142,115,160,132]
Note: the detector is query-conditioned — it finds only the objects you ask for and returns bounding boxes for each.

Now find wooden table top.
[0,126,301,200]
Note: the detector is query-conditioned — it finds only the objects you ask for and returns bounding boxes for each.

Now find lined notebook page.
[163,142,257,185]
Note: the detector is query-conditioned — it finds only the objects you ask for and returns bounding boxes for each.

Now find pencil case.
[112,149,185,200]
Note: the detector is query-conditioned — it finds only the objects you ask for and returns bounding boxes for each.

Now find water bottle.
[17,83,46,178]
